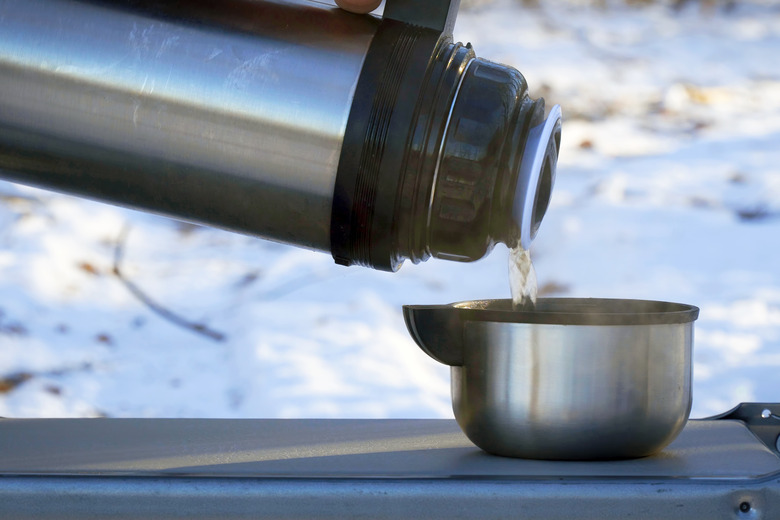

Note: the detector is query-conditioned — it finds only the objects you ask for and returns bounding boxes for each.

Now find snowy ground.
[1,0,779,419]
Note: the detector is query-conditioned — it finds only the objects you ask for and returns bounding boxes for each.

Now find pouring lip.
[515,104,562,250]
[414,297,700,326]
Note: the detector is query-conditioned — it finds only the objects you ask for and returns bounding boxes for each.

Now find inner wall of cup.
[453,298,699,326]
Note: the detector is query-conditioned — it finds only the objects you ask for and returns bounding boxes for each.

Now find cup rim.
[448,297,699,326]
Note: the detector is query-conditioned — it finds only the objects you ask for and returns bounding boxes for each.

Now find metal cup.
[403,298,699,460]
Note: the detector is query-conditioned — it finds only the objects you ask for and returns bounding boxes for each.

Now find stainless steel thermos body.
[0,0,561,271]
[0,0,376,253]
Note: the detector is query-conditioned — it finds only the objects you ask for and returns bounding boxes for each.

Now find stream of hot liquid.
[509,244,537,309]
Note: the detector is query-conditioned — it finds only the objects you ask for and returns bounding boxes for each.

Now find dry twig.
[113,224,226,342]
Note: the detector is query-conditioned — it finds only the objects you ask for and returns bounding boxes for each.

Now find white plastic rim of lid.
[516,104,562,250]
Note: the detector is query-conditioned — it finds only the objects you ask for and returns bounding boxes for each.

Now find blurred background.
[1,0,779,419]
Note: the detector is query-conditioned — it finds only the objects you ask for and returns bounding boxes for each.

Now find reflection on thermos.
[0,0,561,271]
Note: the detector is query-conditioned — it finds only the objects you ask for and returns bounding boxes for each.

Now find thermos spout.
[332,30,562,269]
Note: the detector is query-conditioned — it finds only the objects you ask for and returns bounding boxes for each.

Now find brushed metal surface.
[0,419,776,478]
[0,0,377,250]
[0,419,778,520]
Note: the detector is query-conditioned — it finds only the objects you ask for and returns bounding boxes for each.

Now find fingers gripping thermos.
[0,0,561,271]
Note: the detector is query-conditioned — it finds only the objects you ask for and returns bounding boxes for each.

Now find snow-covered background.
[1,0,779,419]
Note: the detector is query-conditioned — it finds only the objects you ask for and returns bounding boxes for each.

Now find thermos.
[0,0,561,271]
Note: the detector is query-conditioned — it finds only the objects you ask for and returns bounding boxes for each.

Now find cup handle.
[402,304,464,366]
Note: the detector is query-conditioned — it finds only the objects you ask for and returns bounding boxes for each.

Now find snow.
[1,0,779,420]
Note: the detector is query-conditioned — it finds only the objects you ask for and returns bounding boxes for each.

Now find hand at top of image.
[335,0,383,14]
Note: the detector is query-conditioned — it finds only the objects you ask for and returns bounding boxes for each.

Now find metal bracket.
[383,0,461,35]
[710,402,780,455]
